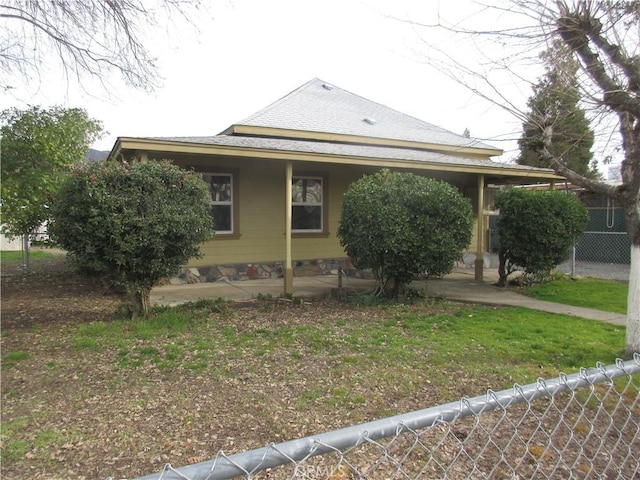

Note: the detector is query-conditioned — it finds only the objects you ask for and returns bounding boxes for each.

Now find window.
[292,176,323,232]
[203,173,233,234]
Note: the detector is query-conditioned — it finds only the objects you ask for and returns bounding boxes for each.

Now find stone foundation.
[457,252,493,269]
[167,253,489,285]
[168,258,372,285]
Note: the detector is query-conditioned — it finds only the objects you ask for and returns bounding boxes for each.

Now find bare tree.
[412,0,639,355]
[0,0,206,92]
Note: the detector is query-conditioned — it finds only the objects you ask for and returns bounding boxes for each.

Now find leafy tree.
[337,169,473,296]
[493,188,588,287]
[49,160,213,317]
[517,41,597,178]
[1,106,103,238]
[0,1,207,93]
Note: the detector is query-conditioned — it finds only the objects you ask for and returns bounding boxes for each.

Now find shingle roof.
[145,135,542,174]
[113,79,560,181]
[226,78,499,153]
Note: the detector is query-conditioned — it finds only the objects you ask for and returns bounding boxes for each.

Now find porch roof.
[108,78,563,185]
[111,134,562,184]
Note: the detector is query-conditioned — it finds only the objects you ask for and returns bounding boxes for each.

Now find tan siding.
[467,215,491,255]
[469,217,479,253]
[183,160,362,267]
[191,160,287,265]
[290,167,361,260]
[163,153,491,266]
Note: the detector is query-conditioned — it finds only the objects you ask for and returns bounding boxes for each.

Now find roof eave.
[107,138,125,161]
[227,125,504,158]
[111,137,561,183]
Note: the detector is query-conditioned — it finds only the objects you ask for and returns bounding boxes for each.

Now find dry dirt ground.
[1,254,637,480]
[1,254,466,480]
[1,253,122,330]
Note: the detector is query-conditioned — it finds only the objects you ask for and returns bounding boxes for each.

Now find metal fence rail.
[114,356,640,480]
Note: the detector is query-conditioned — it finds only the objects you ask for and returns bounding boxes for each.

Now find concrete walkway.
[151,268,627,326]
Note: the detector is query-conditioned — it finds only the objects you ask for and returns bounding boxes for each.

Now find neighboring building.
[108,78,562,293]
[0,230,23,251]
[1,224,48,251]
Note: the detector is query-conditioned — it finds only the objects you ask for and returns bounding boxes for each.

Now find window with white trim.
[203,173,233,234]
[292,176,323,232]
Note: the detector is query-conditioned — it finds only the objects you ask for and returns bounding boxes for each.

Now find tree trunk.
[625,198,640,356]
[544,131,639,356]
[128,286,152,319]
[21,234,30,271]
[390,276,405,297]
[497,249,509,287]
[627,244,640,356]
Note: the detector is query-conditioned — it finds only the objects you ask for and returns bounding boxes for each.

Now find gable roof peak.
[224,78,501,155]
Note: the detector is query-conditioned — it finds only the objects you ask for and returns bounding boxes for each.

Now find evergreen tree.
[517,41,597,178]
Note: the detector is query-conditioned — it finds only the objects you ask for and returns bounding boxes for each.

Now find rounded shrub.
[50,159,213,316]
[337,169,473,296]
[493,188,588,286]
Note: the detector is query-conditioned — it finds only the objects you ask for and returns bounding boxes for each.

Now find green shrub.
[494,188,588,286]
[337,169,473,296]
[50,160,213,316]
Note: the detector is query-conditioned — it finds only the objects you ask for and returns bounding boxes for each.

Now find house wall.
[158,153,483,280]
[200,157,287,264]
[162,156,367,266]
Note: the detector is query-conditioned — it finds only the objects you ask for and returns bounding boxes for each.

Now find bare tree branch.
[556,1,640,117]
[0,0,207,93]
[404,0,640,353]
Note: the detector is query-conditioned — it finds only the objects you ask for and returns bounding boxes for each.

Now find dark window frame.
[291,173,329,237]
[202,171,240,239]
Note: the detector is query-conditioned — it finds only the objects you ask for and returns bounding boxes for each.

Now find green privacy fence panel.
[576,209,630,264]
[584,207,627,232]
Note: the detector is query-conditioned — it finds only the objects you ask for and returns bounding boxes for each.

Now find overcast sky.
[0,0,557,162]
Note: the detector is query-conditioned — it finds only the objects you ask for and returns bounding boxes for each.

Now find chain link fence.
[112,356,639,480]
[557,208,631,281]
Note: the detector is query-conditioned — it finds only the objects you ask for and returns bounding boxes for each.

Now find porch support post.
[475,174,485,281]
[284,162,294,294]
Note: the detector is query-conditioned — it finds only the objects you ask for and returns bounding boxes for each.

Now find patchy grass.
[2,300,628,479]
[524,276,628,314]
[1,351,29,368]
[63,301,626,381]
[0,249,59,262]
[0,254,632,480]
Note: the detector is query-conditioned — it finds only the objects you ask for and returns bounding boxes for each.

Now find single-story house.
[108,78,563,293]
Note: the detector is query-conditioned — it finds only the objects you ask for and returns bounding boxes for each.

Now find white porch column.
[475,174,485,281]
[284,162,294,294]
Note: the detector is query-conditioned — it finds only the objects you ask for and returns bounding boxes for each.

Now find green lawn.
[524,276,628,314]
[53,298,629,388]
[1,249,58,262]
[0,260,633,479]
